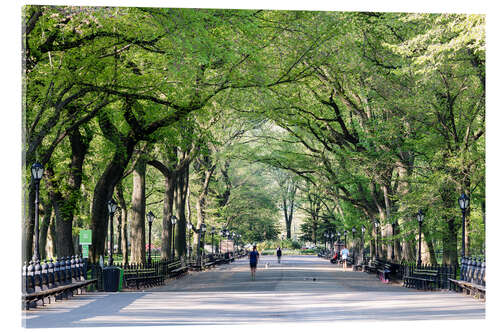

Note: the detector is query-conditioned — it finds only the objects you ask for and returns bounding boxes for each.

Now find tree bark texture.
[130,158,146,264]
[39,200,53,259]
[89,139,135,263]
[175,164,190,257]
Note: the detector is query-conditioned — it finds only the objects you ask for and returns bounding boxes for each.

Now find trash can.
[118,267,124,291]
[102,266,121,292]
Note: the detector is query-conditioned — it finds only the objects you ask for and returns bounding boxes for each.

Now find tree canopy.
[22,6,485,266]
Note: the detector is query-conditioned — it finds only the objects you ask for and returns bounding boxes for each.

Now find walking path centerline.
[23,255,485,328]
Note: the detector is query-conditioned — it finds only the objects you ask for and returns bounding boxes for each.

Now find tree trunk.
[24,182,35,262]
[130,158,146,264]
[440,180,459,266]
[89,139,135,263]
[175,164,189,257]
[39,200,53,259]
[117,213,122,255]
[148,159,176,260]
[422,230,437,265]
[46,166,75,258]
[47,217,56,258]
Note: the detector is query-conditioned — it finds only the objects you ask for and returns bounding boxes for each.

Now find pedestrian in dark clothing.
[249,245,259,280]
[277,247,282,263]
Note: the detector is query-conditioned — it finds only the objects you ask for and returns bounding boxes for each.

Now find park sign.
[79,230,92,245]
[82,244,89,258]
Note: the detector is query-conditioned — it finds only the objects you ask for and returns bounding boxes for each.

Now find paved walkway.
[23,255,485,327]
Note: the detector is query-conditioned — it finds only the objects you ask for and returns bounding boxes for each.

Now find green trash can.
[118,267,124,291]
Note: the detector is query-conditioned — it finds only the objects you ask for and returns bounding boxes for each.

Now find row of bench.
[449,257,485,300]
[120,252,245,289]
[22,256,96,310]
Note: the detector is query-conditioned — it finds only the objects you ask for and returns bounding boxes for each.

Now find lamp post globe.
[171,215,177,258]
[417,210,424,267]
[458,193,470,258]
[146,211,155,266]
[361,225,366,263]
[31,162,44,263]
[107,199,118,266]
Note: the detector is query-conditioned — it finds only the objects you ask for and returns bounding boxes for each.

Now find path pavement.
[23,255,485,327]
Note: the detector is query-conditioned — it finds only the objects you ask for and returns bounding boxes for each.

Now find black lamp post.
[210,227,215,255]
[351,227,356,264]
[344,230,348,248]
[201,223,207,263]
[361,225,366,264]
[146,211,155,266]
[391,223,396,261]
[187,221,193,259]
[336,231,340,254]
[374,220,379,258]
[171,215,177,258]
[323,232,327,250]
[232,232,236,254]
[458,193,470,258]
[107,199,118,266]
[224,229,229,254]
[31,162,44,263]
[417,210,424,267]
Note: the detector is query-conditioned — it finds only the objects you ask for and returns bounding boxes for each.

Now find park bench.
[215,254,226,265]
[167,258,188,277]
[449,257,486,300]
[123,265,164,289]
[22,256,97,310]
[203,254,217,269]
[353,258,368,272]
[377,262,396,283]
[403,268,439,290]
[363,259,383,274]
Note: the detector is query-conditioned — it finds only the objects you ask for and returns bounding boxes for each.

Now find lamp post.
[361,225,366,264]
[391,223,396,261]
[351,227,356,264]
[458,193,470,258]
[211,227,215,255]
[224,229,229,254]
[146,211,155,266]
[171,215,177,259]
[187,221,193,259]
[336,231,341,254]
[374,220,379,258]
[107,199,118,266]
[232,232,236,254]
[417,210,424,267]
[323,232,327,251]
[201,223,207,263]
[344,230,347,248]
[31,162,44,263]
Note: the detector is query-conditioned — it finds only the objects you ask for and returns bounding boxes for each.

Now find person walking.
[341,246,349,271]
[276,247,282,264]
[249,245,260,280]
